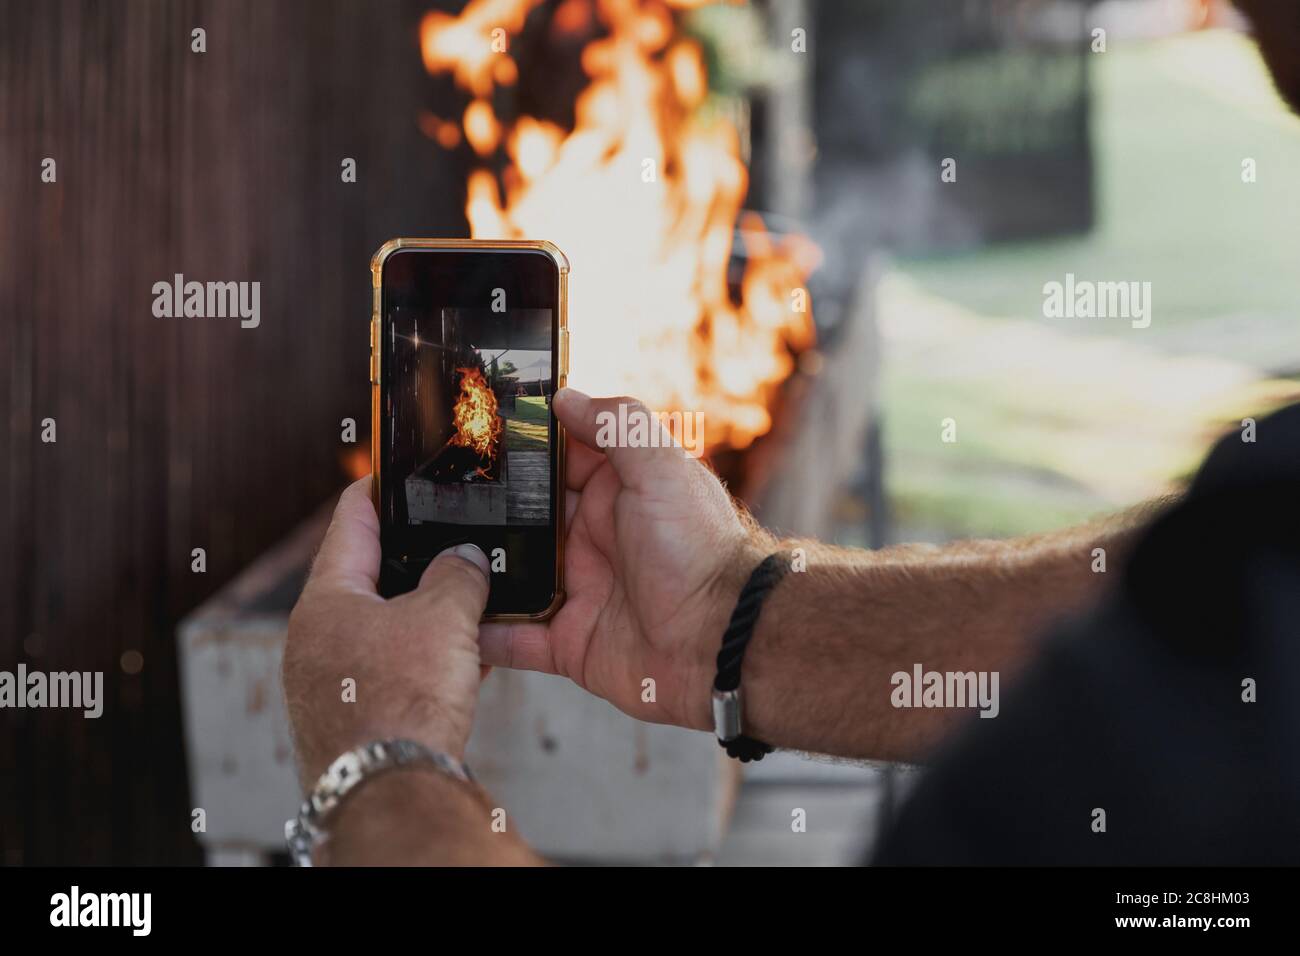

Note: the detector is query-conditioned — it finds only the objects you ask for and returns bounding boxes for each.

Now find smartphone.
[370,238,569,620]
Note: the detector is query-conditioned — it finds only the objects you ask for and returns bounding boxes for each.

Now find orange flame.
[419,0,817,454]
[449,366,503,461]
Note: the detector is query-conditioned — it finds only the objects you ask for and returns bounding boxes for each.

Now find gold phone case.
[369,238,570,622]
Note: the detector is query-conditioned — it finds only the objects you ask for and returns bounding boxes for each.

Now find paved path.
[506,450,550,524]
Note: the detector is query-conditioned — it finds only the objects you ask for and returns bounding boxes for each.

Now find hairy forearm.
[733,499,1172,762]
[322,771,543,866]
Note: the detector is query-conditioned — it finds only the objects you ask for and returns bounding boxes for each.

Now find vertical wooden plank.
[0,0,468,863]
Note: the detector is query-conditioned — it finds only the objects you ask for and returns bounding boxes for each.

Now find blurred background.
[2,0,1297,865]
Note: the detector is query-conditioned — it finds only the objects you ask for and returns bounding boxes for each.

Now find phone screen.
[375,245,564,617]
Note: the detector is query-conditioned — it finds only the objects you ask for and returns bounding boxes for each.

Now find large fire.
[419,0,817,455]
[448,365,504,461]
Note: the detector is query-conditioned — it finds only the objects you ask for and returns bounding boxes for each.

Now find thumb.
[552,387,689,492]
[412,543,492,629]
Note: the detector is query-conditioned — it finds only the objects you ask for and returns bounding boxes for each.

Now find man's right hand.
[479,388,1157,762]
[479,388,767,732]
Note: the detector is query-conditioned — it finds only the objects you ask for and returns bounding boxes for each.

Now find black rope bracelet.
[712,550,789,762]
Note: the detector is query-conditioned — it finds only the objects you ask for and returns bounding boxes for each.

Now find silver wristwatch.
[285,738,472,867]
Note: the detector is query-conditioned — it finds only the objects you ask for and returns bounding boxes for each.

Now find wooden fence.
[0,0,468,863]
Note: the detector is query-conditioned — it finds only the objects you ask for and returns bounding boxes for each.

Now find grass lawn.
[503,396,550,452]
[879,30,1300,540]
[898,31,1300,362]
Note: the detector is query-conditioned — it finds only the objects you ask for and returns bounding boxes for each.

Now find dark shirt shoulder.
[873,403,1300,865]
